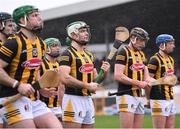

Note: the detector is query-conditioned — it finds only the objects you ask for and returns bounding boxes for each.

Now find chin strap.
[130,37,138,51]
[18,15,28,27]
[159,43,166,51]
[18,15,42,35]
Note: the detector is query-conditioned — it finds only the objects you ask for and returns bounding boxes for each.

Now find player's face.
[77,27,90,44]
[134,38,146,50]
[27,11,43,30]
[3,20,16,35]
[165,41,175,54]
[50,43,61,57]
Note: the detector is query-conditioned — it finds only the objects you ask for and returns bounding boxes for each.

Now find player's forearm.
[114,73,140,86]
[0,68,17,88]
[61,74,89,89]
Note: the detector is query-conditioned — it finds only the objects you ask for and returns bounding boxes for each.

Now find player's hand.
[39,88,57,97]
[135,80,148,89]
[17,83,35,96]
[86,82,99,93]
[101,61,110,72]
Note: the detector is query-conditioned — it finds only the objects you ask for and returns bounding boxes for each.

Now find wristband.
[12,80,20,88]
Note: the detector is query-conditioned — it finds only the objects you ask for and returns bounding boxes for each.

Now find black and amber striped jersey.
[39,57,60,107]
[0,32,46,98]
[59,46,95,96]
[115,46,147,97]
[148,53,174,100]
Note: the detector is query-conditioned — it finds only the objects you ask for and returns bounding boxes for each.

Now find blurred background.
[2,0,180,128]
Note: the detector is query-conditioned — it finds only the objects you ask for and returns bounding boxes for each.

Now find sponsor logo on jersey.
[79,63,94,73]
[163,69,174,76]
[130,63,145,71]
[22,58,42,69]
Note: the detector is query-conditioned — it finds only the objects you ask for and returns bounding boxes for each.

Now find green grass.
[94,114,180,128]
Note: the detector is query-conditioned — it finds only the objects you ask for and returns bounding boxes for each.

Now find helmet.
[0,12,12,23]
[13,5,38,24]
[66,21,90,38]
[44,38,61,58]
[44,38,61,47]
[0,12,15,34]
[156,34,174,47]
[66,37,71,46]
[130,27,149,41]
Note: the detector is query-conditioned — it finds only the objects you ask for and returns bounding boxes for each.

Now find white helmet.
[66,21,90,38]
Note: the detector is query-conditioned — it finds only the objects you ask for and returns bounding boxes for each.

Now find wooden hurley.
[94,26,129,83]
[148,75,177,86]
[0,70,60,108]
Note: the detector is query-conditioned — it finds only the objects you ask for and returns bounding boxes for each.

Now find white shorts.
[0,96,51,125]
[116,95,145,114]
[62,94,95,124]
[150,99,176,116]
[0,96,33,125]
[50,107,62,118]
[31,99,52,118]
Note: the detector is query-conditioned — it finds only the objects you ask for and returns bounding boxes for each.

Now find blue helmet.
[156,34,174,47]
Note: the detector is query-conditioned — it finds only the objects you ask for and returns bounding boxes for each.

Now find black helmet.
[0,12,13,32]
[0,12,12,23]
[130,27,149,41]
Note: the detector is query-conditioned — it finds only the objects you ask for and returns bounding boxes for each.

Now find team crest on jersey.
[130,63,145,71]
[22,58,42,69]
[32,48,38,57]
[79,63,94,73]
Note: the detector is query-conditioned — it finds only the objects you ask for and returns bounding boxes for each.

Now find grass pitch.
[95,114,180,128]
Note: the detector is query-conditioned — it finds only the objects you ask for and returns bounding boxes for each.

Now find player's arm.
[59,65,98,93]
[144,57,159,99]
[58,51,98,93]
[114,48,147,88]
[147,57,159,78]
[0,60,16,87]
[0,38,35,96]
[114,64,135,85]
[114,48,137,85]
[143,55,156,82]
[0,39,19,88]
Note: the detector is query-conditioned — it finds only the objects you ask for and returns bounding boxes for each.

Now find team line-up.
[0,5,177,129]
